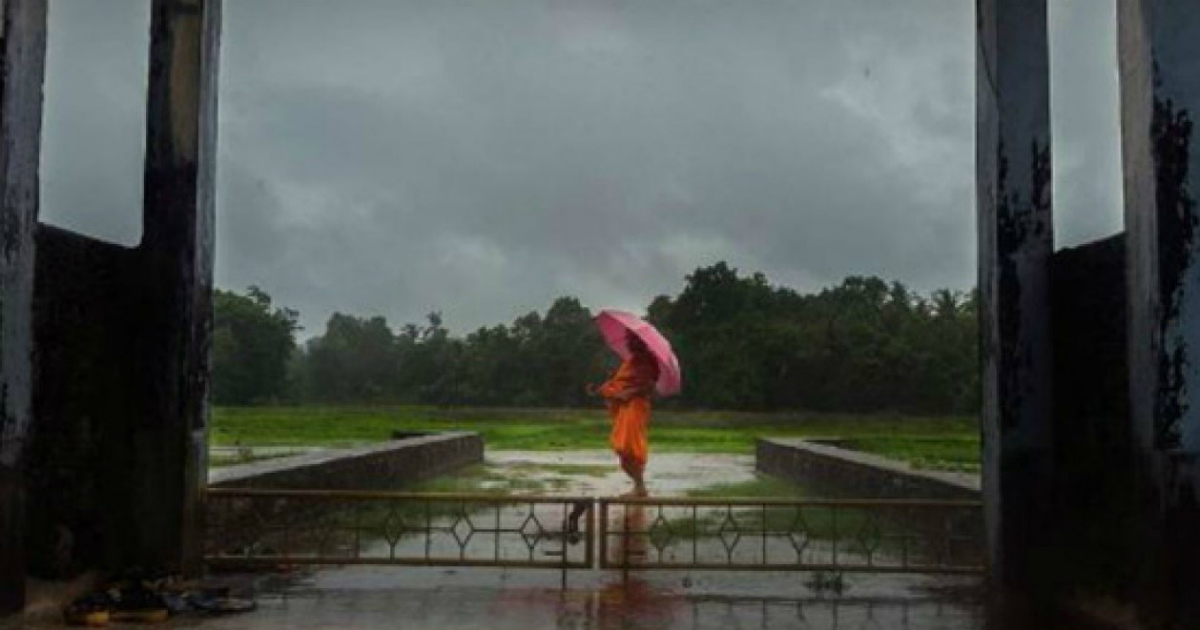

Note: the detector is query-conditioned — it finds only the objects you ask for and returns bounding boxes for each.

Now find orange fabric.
[599,355,659,469]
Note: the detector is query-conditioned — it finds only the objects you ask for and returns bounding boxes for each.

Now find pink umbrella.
[594,309,682,397]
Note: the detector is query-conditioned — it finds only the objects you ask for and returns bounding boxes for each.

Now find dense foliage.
[212,287,300,404]
[213,263,978,413]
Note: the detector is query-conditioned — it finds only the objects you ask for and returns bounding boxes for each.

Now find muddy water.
[190,450,988,630]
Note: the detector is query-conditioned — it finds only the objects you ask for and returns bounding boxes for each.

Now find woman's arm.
[631,359,659,398]
[608,363,657,401]
[605,387,638,403]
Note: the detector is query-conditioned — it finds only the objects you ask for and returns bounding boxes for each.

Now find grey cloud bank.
[40,0,1119,334]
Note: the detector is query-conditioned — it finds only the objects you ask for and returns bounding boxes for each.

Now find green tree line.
[213,262,978,413]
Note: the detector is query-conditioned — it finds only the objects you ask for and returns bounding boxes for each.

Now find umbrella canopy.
[594,309,682,397]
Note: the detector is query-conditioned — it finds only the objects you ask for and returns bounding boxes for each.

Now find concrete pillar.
[0,0,47,614]
[1118,0,1200,622]
[976,0,1055,596]
[132,0,221,574]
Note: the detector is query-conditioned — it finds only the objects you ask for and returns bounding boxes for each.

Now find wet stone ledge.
[756,438,980,500]
[208,432,484,490]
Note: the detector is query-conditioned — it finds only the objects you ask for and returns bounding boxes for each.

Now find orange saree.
[598,355,659,471]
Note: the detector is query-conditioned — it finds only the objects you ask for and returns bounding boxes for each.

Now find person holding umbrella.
[587,310,682,497]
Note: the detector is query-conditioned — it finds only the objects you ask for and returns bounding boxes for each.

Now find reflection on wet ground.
[189,451,987,630]
[476,451,762,497]
[187,565,983,630]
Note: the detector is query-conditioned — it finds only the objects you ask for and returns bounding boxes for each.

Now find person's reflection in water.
[594,503,683,629]
[616,502,648,575]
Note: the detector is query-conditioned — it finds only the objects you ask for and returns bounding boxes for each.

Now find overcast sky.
[39,0,1121,335]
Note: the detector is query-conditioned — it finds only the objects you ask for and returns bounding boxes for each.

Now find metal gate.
[205,489,596,570]
[598,496,983,574]
[205,489,983,575]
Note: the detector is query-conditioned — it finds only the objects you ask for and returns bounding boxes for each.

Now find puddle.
[470,451,760,497]
[191,450,990,630]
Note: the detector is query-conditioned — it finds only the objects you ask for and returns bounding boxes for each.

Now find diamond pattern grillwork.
[854,512,883,558]
[382,508,407,547]
[787,509,812,556]
[717,511,742,554]
[520,513,545,549]
[204,491,981,574]
[648,514,674,551]
[450,509,476,547]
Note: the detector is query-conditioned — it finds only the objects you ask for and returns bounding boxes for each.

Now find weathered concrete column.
[976,0,1055,596]
[1118,0,1200,622]
[131,0,221,574]
[0,0,47,614]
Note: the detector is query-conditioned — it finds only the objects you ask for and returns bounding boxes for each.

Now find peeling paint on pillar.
[976,0,1055,593]
[1118,0,1200,622]
[0,0,46,615]
[1120,0,1200,459]
[14,0,220,588]
[1152,97,1196,451]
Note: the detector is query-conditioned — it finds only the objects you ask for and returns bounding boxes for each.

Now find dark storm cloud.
[40,0,1120,334]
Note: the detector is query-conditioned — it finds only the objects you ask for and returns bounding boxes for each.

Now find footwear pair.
[64,586,168,626]
[63,593,110,627]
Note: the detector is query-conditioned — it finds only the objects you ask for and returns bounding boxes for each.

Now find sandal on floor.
[64,609,110,627]
[109,586,169,623]
[64,593,112,627]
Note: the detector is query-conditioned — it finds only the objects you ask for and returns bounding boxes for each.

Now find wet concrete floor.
[179,564,984,630]
[481,450,761,496]
[193,451,985,630]
[9,451,989,629]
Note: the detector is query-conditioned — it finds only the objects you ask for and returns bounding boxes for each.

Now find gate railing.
[205,489,983,575]
[599,497,984,574]
[205,488,595,570]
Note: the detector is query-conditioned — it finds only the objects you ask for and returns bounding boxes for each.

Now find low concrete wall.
[208,432,483,490]
[756,438,980,500]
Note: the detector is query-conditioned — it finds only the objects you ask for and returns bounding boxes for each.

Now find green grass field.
[211,405,980,471]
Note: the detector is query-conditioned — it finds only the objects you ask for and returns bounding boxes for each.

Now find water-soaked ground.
[479,451,760,496]
[189,450,986,630]
[172,566,984,630]
[9,451,987,629]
